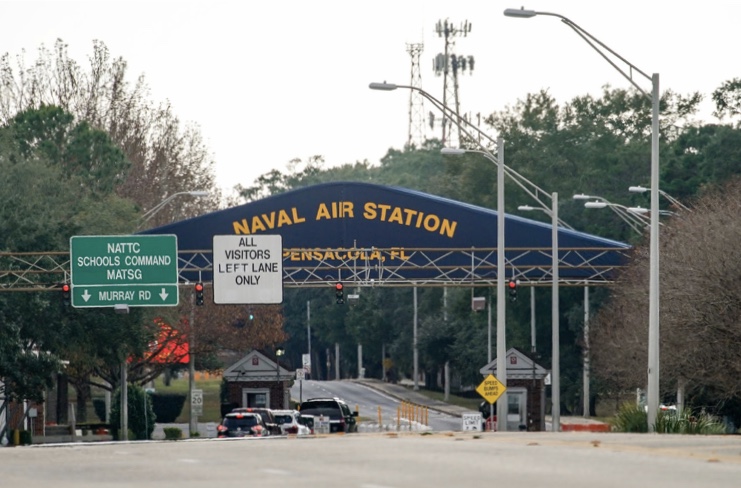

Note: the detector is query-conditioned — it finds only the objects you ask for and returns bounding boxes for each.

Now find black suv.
[217,412,270,438]
[297,397,358,433]
[230,407,281,435]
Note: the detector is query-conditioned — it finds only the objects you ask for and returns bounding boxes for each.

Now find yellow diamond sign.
[476,374,506,404]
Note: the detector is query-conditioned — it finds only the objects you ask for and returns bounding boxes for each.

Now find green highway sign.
[70,235,179,308]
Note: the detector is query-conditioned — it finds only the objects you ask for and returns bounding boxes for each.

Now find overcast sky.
[2,1,739,196]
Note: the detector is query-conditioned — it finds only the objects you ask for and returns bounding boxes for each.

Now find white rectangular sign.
[296,369,305,380]
[302,353,311,374]
[462,412,482,432]
[191,389,203,416]
[213,235,283,304]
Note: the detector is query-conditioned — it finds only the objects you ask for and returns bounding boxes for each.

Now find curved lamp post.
[370,82,510,432]
[517,194,561,430]
[629,185,690,212]
[574,193,647,234]
[505,6,662,431]
[137,190,209,230]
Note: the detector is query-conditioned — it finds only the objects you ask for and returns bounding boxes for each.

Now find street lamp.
[137,190,209,230]
[370,81,509,432]
[629,185,690,212]
[517,193,561,431]
[574,194,648,234]
[506,7,662,431]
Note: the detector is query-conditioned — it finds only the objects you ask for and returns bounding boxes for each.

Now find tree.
[0,39,220,225]
[591,178,741,424]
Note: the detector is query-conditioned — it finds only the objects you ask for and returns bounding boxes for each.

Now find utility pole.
[406,42,425,148]
[433,18,473,147]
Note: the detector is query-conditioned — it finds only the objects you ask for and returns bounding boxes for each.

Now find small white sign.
[296,369,305,381]
[191,389,203,416]
[462,412,482,432]
[213,235,283,304]
[316,415,330,434]
[302,353,311,374]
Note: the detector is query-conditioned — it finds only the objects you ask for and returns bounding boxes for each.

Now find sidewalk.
[353,378,611,432]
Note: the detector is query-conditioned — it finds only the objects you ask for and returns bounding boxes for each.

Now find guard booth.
[480,348,548,431]
[221,350,292,414]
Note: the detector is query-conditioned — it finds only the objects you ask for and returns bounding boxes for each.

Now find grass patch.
[412,388,482,411]
[153,375,223,423]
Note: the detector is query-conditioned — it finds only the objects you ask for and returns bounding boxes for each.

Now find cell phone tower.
[433,19,474,147]
[406,43,425,149]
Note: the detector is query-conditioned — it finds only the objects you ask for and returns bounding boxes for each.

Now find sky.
[2,1,740,196]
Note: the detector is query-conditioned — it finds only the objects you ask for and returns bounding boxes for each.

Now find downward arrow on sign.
[159,288,169,301]
[82,290,91,302]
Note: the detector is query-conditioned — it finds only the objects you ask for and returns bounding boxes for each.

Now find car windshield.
[224,417,259,429]
[302,400,339,410]
[274,415,294,424]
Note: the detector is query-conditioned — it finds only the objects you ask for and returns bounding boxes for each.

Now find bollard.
[377,406,382,427]
[396,405,401,431]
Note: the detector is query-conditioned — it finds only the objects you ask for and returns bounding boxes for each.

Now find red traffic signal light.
[335,282,344,304]
[61,283,71,305]
[195,282,204,306]
[508,279,517,302]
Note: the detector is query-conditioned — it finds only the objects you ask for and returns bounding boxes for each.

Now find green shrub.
[611,402,648,432]
[150,393,186,423]
[613,403,727,434]
[655,409,726,435]
[163,427,182,440]
[110,384,156,440]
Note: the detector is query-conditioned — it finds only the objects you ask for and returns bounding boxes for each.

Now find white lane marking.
[261,468,292,476]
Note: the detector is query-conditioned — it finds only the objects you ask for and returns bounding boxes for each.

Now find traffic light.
[61,283,71,306]
[195,282,204,306]
[335,282,344,305]
[508,279,517,302]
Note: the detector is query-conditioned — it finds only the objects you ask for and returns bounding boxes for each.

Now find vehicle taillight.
[251,425,264,436]
[217,424,227,433]
[285,426,298,434]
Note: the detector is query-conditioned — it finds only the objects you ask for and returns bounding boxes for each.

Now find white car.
[273,409,312,435]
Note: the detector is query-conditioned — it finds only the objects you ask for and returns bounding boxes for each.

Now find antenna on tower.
[406,43,425,149]
[433,19,474,147]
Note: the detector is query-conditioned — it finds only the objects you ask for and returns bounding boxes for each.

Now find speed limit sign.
[191,389,203,416]
[296,369,305,380]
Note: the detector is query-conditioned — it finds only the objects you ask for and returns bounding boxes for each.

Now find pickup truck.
[297,397,358,433]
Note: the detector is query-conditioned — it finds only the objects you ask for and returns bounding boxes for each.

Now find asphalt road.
[291,379,463,432]
[3,432,740,487]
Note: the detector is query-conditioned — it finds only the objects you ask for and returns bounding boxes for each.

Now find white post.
[583,284,590,418]
[496,138,508,432]
[307,300,311,358]
[120,360,128,440]
[358,344,363,378]
[335,343,340,380]
[188,303,197,437]
[530,287,536,353]
[551,192,560,432]
[647,73,661,432]
[413,285,419,391]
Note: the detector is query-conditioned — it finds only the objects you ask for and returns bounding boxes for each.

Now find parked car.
[216,412,270,438]
[231,407,281,435]
[272,409,312,435]
[297,397,358,433]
